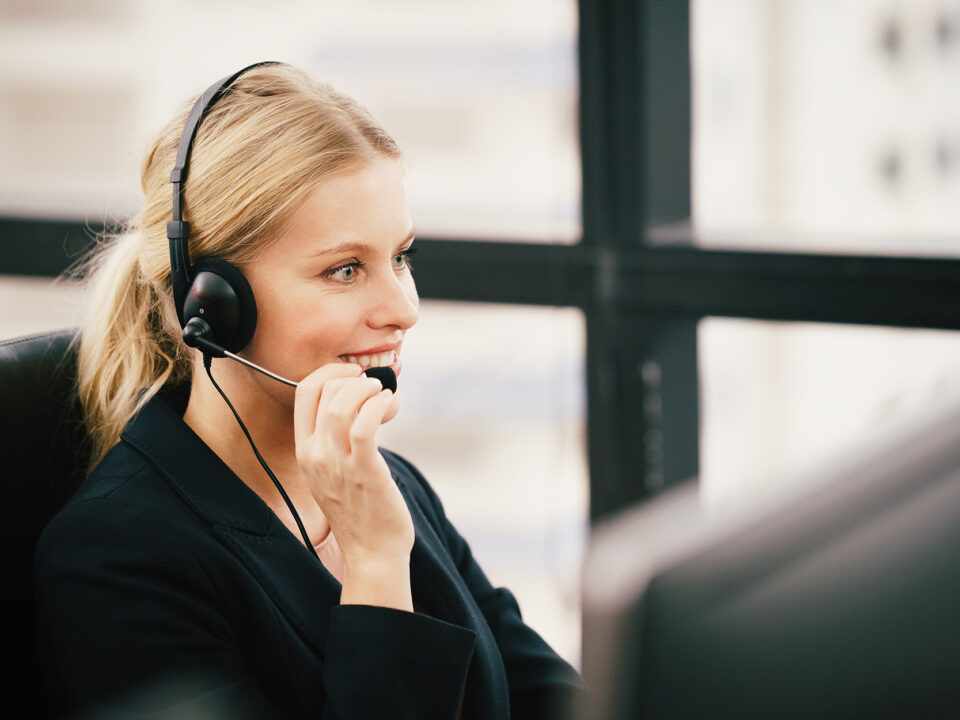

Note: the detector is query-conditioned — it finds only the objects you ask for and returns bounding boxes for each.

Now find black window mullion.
[406,239,593,308]
[624,244,960,330]
[0,218,104,278]
[579,0,699,520]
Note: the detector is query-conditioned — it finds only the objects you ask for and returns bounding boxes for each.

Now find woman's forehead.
[270,158,411,259]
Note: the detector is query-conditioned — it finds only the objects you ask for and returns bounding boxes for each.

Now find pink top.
[314,529,344,583]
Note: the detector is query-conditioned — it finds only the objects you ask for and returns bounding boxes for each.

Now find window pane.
[379,300,588,666]
[692,0,960,255]
[0,275,85,338]
[699,317,960,508]
[0,0,580,243]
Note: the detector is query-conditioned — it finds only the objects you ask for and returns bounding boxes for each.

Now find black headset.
[167,61,278,359]
[166,60,398,394]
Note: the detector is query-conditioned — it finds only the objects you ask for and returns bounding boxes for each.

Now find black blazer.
[34,392,585,719]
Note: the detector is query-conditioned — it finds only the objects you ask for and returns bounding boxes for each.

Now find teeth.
[344,350,396,369]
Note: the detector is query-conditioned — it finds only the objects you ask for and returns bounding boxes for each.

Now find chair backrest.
[0,329,89,712]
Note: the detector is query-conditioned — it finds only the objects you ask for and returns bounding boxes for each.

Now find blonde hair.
[77,64,401,472]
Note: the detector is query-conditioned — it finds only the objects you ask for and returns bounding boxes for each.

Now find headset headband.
[167,61,280,324]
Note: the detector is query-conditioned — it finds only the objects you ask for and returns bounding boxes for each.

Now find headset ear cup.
[189,258,258,352]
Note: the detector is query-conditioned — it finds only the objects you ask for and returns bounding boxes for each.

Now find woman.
[34,63,585,718]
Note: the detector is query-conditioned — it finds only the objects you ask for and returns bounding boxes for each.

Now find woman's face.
[241,155,419,418]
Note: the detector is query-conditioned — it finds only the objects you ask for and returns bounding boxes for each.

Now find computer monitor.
[580,402,960,719]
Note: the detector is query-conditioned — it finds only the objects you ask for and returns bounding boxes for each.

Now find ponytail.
[77,226,188,472]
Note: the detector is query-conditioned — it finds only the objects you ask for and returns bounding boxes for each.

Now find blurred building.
[696,0,960,244]
[693,0,960,508]
[0,0,579,241]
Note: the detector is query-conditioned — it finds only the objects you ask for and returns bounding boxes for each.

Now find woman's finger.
[316,375,384,456]
[348,389,395,459]
[293,363,361,449]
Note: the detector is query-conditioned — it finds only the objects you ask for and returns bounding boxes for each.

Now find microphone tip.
[363,366,397,393]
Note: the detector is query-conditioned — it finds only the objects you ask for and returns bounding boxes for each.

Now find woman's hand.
[294,363,415,611]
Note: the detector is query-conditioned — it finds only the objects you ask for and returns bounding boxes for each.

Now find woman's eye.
[393,248,417,270]
[324,262,360,282]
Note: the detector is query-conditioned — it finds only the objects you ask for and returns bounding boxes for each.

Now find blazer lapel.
[121,393,341,657]
[393,473,475,626]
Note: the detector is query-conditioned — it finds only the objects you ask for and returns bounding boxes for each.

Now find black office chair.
[0,329,89,713]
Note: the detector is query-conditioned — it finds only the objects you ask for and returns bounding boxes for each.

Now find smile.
[339,350,398,370]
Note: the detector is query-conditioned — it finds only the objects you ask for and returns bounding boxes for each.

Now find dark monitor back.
[581,401,960,719]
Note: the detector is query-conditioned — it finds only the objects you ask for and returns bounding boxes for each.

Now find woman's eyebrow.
[306,229,416,259]
[307,241,374,258]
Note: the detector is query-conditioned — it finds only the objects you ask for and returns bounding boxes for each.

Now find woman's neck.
[184,358,295,467]
[182,355,329,544]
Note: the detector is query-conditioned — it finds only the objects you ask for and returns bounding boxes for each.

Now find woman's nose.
[367,271,419,330]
